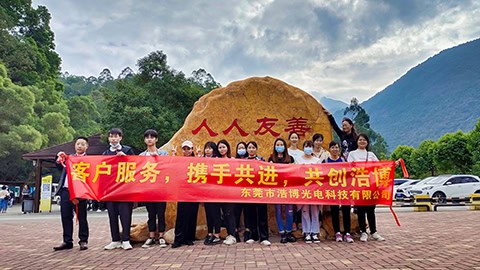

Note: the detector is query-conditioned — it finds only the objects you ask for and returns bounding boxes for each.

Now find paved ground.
[1,204,479,270]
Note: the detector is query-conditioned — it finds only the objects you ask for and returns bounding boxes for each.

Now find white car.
[409,175,480,203]
[394,179,422,199]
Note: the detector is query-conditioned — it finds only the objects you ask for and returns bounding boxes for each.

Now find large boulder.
[131,77,342,242]
[160,76,332,158]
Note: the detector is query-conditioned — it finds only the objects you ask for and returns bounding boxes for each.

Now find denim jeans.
[0,198,7,212]
[274,204,294,233]
[300,205,321,234]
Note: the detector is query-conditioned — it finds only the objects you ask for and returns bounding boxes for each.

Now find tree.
[410,140,437,177]
[390,145,415,178]
[118,67,134,79]
[101,51,220,148]
[98,68,114,84]
[67,96,101,137]
[467,118,480,175]
[433,131,473,174]
[344,98,388,158]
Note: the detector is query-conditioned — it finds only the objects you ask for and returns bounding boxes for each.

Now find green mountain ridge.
[361,38,480,149]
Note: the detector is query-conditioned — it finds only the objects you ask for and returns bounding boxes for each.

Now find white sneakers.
[104,241,122,250]
[159,238,168,248]
[360,232,369,242]
[223,235,237,245]
[245,239,255,244]
[142,238,155,248]
[260,240,271,246]
[104,241,132,250]
[122,241,132,250]
[371,232,385,241]
[360,232,386,242]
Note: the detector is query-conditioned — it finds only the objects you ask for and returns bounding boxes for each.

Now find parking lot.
[1,204,479,270]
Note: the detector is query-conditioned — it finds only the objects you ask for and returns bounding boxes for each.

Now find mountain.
[362,38,480,150]
[309,92,349,113]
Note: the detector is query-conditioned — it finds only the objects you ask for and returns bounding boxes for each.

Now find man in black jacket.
[102,128,136,250]
[53,136,90,251]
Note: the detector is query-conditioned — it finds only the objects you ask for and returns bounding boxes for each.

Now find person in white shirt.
[288,132,304,161]
[347,133,384,242]
[295,140,322,244]
[312,133,330,163]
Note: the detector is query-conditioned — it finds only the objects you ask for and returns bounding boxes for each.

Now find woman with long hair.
[347,134,385,242]
[202,141,222,245]
[217,139,238,245]
[268,138,296,243]
[324,109,358,160]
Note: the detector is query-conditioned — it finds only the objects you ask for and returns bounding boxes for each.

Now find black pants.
[245,203,269,241]
[174,202,199,243]
[106,202,133,241]
[331,205,351,234]
[357,205,376,234]
[59,188,89,244]
[146,202,167,233]
[221,203,236,236]
[205,202,221,234]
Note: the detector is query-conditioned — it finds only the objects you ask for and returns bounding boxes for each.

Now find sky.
[32,0,480,103]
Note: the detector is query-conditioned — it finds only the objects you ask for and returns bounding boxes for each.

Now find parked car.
[409,175,480,203]
[392,179,411,198]
[394,179,421,199]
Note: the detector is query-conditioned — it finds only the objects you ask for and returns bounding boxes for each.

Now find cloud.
[32,0,480,102]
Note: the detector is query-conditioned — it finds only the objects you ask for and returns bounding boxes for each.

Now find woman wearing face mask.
[324,141,354,243]
[202,141,222,245]
[324,109,358,160]
[312,133,330,163]
[288,132,304,161]
[242,141,271,246]
[234,142,248,242]
[294,141,322,243]
[217,139,238,245]
[347,134,385,242]
[268,138,296,243]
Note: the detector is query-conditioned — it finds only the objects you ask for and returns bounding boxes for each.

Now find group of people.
[53,110,391,251]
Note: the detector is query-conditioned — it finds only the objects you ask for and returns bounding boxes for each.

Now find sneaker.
[223,235,237,245]
[159,237,167,248]
[142,238,155,248]
[260,240,271,246]
[204,235,212,245]
[371,232,385,241]
[335,232,343,242]
[245,239,255,244]
[280,233,287,244]
[312,233,320,243]
[286,232,296,242]
[304,234,313,244]
[360,232,368,242]
[122,241,133,250]
[344,233,354,243]
[104,241,122,250]
[211,235,221,245]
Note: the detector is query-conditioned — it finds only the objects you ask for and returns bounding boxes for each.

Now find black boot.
[280,232,287,243]
[235,231,241,242]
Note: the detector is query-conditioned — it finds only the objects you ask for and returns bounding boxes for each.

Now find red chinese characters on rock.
[191,117,313,137]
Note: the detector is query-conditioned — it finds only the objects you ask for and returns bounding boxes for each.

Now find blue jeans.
[274,204,294,233]
[0,198,7,212]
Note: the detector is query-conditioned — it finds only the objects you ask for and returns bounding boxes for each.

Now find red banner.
[66,156,395,206]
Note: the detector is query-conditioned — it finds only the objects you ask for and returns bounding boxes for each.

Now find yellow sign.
[39,175,52,212]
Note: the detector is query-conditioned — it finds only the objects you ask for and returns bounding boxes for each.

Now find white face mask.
[303,147,313,155]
